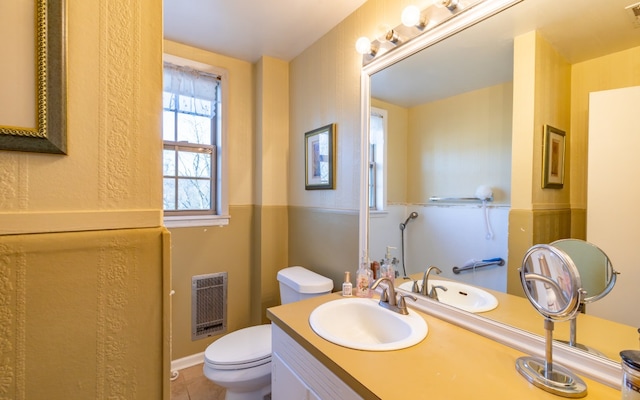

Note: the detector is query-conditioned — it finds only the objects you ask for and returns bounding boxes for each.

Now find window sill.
[164,215,230,229]
[369,209,389,218]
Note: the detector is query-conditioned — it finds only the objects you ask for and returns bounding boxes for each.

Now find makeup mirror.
[550,239,620,355]
[516,244,587,398]
[551,239,618,305]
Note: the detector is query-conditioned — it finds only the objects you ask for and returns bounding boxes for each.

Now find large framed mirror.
[359,0,640,388]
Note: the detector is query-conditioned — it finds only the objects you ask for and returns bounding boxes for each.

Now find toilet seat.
[204,324,272,370]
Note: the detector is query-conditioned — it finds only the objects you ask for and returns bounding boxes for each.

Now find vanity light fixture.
[401,5,428,29]
[375,24,402,45]
[434,0,460,12]
[355,0,472,64]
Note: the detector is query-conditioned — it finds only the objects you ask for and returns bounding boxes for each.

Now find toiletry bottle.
[380,246,396,285]
[355,254,372,298]
[370,260,380,280]
[342,271,352,297]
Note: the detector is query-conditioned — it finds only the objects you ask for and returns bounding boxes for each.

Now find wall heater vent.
[191,272,227,340]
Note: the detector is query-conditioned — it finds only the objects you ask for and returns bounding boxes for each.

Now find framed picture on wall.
[542,124,566,189]
[304,123,335,190]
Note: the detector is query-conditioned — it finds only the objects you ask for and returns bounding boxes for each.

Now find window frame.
[162,54,229,228]
[369,107,387,212]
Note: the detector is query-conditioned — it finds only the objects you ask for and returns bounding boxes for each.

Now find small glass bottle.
[355,255,372,298]
[621,350,640,400]
[342,271,352,297]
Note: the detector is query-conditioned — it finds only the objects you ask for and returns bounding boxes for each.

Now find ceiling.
[163,0,640,107]
[371,0,640,107]
[163,0,368,62]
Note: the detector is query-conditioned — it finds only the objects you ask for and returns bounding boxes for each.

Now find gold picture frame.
[0,0,67,154]
[304,123,335,190]
[542,125,565,189]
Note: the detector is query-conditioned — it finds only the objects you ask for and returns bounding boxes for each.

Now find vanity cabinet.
[271,324,361,400]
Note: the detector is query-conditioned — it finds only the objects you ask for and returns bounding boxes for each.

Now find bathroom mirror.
[360,0,640,373]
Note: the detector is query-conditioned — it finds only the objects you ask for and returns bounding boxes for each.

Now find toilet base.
[203,361,271,400]
[224,386,271,400]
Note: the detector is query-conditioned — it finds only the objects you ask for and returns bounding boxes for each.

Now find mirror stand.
[558,311,606,358]
[518,244,589,398]
[516,319,587,398]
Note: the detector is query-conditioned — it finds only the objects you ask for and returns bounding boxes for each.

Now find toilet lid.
[204,324,272,370]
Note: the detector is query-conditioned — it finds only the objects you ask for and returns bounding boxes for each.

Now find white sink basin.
[309,298,428,351]
[398,280,498,313]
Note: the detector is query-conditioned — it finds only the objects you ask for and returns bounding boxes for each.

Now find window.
[370,107,387,211]
[162,59,228,227]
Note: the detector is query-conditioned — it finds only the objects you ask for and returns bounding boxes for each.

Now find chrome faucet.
[371,277,416,315]
[421,266,448,301]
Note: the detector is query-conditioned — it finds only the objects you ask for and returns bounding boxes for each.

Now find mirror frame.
[358,0,621,389]
[0,0,67,154]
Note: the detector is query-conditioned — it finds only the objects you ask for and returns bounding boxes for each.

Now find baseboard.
[171,352,205,372]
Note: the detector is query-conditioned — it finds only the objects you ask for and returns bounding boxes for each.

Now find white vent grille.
[192,272,227,340]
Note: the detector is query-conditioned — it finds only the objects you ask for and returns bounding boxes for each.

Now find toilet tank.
[277,266,333,304]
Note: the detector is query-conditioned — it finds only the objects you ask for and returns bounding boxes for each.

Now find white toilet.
[203,266,333,400]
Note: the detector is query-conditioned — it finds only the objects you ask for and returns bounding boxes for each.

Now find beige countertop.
[267,292,620,399]
[399,272,638,362]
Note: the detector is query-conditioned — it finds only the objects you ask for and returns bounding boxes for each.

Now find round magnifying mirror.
[520,244,583,321]
[517,244,588,398]
[550,239,618,304]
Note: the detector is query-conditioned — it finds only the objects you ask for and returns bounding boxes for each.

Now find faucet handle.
[397,294,417,315]
[380,287,389,303]
[411,280,420,293]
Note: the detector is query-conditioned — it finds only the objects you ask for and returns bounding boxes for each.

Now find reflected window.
[370,107,386,210]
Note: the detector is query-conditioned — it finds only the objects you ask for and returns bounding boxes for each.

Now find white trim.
[164,215,230,228]
[290,205,359,216]
[171,351,205,372]
[0,210,161,235]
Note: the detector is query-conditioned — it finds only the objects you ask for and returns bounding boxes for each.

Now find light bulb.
[401,5,421,27]
[355,36,373,55]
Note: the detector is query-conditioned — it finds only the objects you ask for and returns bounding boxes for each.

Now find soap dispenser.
[355,253,372,298]
[342,271,352,297]
[380,246,397,285]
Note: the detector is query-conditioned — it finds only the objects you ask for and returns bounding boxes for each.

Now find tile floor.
[170,363,225,400]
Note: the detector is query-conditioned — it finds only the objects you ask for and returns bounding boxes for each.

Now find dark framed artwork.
[305,123,335,190]
[0,0,67,154]
[542,124,565,189]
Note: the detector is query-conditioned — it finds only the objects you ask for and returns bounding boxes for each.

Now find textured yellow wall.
[164,47,291,358]
[508,31,573,295]
[254,58,290,323]
[407,82,513,204]
[169,206,254,360]
[1,1,163,233]
[0,0,167,398]
[0,228,168,399]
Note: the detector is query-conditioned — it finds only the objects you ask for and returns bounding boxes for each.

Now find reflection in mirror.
[520,245,582,321]
[517,244,587,398]
[551,239,619,304]
[364,0,640,367]
[550,239,620,356]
